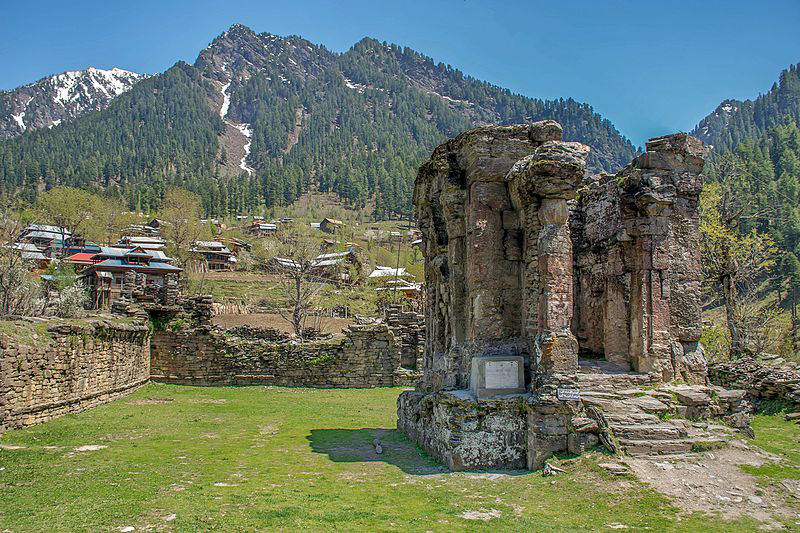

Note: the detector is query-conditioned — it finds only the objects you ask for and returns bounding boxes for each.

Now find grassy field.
[0,385,793,532]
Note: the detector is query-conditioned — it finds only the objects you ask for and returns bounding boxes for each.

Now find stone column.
[619,133,705,382]
[512,140,589,387]
[534,196,578,378]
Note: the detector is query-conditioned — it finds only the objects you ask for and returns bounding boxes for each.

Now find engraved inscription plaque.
[484,360,519,389]
[557,388,581,401]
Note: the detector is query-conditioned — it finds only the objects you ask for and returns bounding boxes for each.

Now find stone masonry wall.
[571,134,706,382]
[150,323,415,388]
[709,357,800,405]
[0,320,151,431]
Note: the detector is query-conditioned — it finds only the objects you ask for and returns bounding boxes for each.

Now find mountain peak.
[222,23,257,39]
[0,67,144,138]
[195,26,335,85]
[692,61,800,150]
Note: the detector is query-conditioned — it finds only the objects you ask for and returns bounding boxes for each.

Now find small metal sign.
[557,388,581,401]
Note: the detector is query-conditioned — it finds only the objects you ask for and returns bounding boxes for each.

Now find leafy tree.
[159,187,203,264]
[701,157,779,357]
[35,187,102,253]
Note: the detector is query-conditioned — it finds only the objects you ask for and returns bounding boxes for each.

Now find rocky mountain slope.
[0,68,145,139]
[692,62,800,152]
[0,24,639,215]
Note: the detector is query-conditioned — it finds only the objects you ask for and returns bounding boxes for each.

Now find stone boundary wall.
[150,323,416,388]
[0,320,151,431]
[709,358,800,404]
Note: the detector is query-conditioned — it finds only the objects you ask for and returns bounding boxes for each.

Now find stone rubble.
[709,356,800,405]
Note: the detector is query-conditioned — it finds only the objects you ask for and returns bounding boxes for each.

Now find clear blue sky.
[1,0,798,146]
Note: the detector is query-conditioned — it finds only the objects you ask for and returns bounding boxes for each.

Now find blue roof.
[93,259,182,272]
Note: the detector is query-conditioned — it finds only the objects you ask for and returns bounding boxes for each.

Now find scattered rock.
[598,462,628,475]
[543,463,566,476]
[74,445,108,452]
[459,509,502,521]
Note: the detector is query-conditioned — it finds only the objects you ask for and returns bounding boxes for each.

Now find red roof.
[65,253,97,264]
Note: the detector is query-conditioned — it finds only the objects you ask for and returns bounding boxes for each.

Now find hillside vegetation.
[0,24,638,218]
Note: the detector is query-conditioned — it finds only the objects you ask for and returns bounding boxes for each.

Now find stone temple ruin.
[398,121,747,470]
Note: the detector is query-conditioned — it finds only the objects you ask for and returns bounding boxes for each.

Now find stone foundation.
[397,390,528,469]
[0,320,151,431]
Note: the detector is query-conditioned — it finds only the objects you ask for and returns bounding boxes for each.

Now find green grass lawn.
[0,385,791,532]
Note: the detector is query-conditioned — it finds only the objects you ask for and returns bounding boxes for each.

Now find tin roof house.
[80,246,182,308]
[117,235,166,251]
[190,241,236,271]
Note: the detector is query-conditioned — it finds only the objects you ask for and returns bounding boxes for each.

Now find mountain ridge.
[692,62,800,152]
[0,67,145,139]
[0,23,640,215]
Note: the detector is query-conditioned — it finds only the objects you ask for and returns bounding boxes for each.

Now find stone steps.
[609,423,686,441]
[616,438,694,455]
[579,369,740,457]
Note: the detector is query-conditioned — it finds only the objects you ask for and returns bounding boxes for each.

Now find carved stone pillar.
[510,140,590,388]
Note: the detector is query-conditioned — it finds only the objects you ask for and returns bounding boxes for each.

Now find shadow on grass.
[307,428,532,477]
[307,428,446,475]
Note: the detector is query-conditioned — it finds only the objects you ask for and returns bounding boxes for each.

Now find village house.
[80,246,182,307]
[266,249,358,282]
[368,266,414,284]
[248,222,277,236]
[123,223,161,237]
[11,242,51,269]
[374,279,423,298]
[117,235,166,251]
[319,218,343,234]
[190,241,237,271]
[16,224,71,255]
[225,238,252,254]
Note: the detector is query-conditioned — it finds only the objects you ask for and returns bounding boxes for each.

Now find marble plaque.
[557,388,581,401]
[484,360,519,389]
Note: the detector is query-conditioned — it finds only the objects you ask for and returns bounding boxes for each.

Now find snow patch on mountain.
[343,77,367,93]
[220,82,231,118]
[50,68,142,107]
[1,67,145,138]
[236,122,254,175]
[217,80,254,175]
[11,112,25,130]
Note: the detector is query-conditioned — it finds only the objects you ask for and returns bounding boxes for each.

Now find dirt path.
[624,440,798,529]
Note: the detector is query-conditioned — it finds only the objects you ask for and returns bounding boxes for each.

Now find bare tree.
[273,226,335,340]
[0,208,44,316]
